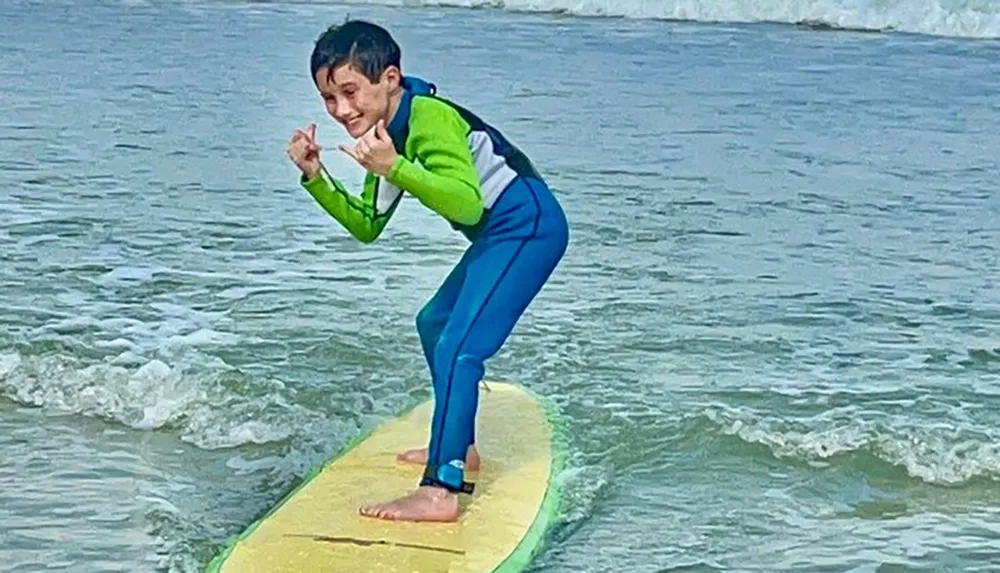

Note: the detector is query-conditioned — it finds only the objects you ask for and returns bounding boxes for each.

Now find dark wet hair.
[310,19,401,84]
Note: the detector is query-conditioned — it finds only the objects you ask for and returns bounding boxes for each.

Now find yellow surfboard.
[204,381,565,573]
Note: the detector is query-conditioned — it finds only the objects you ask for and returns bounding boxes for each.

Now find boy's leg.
[423,180,568,494]
[360,177,568,521]
[415,254,470,378]
[422,235,565,491]
[400,250,481,468]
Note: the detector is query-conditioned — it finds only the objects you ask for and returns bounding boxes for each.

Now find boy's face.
[315,63,401,139]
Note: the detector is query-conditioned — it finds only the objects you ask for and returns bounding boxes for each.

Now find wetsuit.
[300,76,569,494]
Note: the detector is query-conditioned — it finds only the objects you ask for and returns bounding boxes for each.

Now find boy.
[286,19,569,523]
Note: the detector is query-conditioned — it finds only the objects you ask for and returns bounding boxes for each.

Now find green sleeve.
[385,98,483,226]
[300,170,399,244]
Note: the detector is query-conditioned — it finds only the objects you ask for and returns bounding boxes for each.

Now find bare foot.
[359,486,459,522]
[396,445,481,472]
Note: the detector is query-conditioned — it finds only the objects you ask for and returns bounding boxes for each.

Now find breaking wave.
[299,0,1000,39]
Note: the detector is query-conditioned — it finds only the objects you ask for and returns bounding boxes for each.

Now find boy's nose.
[330,100,354,121]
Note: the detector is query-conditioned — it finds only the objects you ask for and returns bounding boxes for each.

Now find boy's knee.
[415,303,438,341]
[455,353,485,381]
[433,335,486,377]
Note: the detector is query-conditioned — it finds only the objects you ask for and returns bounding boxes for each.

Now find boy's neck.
[385,89,403,128]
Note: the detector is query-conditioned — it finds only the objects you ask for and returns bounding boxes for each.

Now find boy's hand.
[339,120,397,177]
[288,123,322,179]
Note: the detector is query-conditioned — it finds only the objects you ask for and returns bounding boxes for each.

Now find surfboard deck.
[204,381,565,573]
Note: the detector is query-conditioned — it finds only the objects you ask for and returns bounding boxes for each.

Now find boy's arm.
[385,100,483,226]
[300,170,400,244]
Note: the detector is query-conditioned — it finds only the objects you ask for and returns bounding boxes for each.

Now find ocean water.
[2,0,1000,571]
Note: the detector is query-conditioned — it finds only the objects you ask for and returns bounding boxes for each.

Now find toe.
[372,506,391,520]
[360,503,396,520]
[397,451,420,462]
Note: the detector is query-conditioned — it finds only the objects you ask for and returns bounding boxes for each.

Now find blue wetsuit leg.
[418,176,569,492]
[415,246,475,443]
[415,255,468,382]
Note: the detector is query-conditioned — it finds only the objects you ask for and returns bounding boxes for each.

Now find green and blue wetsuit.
[300,76,569,494]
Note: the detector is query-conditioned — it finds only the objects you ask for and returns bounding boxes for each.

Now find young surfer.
[286,19,569,522]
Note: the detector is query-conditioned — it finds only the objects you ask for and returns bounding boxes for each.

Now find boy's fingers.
[293,129,314,146]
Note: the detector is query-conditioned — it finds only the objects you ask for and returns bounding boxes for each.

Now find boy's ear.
[382,65,401,88]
